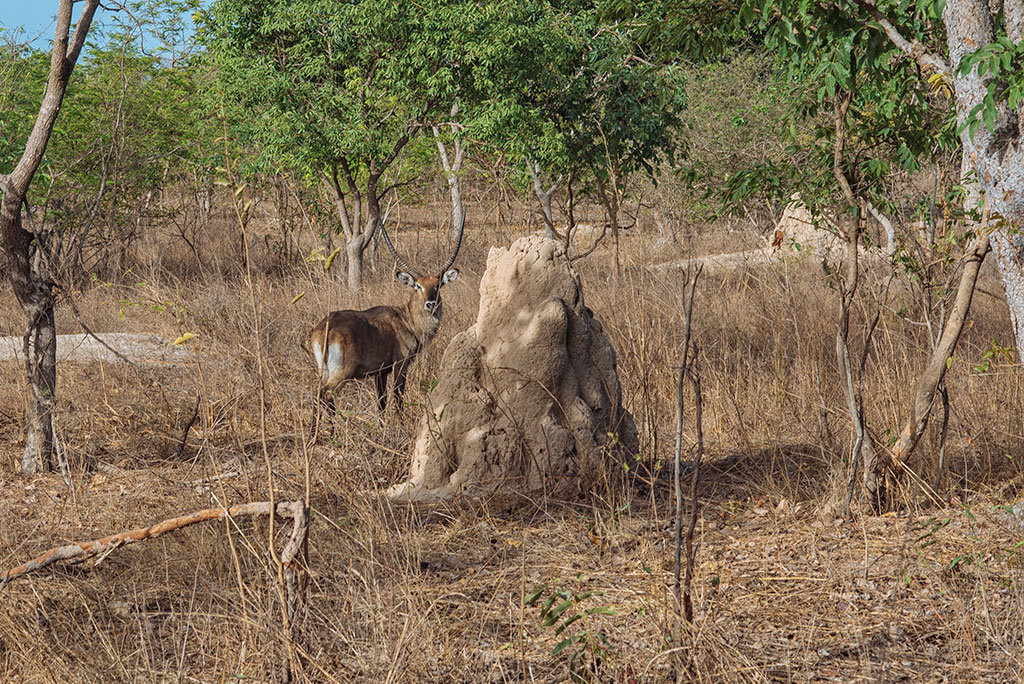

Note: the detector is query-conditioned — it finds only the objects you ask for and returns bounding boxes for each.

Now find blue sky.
[0,2,114,43]
[1,2,205,52]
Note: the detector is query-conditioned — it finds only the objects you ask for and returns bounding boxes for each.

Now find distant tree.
[582,25,684,274]
[202,0,509,288]
[0,0,101,474]
[486,5,683,270]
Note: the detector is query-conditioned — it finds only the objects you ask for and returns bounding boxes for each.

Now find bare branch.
[891,230,991,463]
[66,0,101,68]
[674,263,703,617]
[1,500,307,588]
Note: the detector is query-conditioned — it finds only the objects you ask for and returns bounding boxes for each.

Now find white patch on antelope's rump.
[325,343,344,380]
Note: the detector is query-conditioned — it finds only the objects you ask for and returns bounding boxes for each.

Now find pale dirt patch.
[0,332,189,365]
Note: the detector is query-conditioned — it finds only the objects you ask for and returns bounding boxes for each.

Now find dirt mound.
[773,197,839,253]
[387,236,637,503]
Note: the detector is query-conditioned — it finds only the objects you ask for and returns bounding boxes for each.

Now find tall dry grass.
[1,199,1022,683]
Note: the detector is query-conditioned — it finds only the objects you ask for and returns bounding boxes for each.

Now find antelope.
[310,215,464,416]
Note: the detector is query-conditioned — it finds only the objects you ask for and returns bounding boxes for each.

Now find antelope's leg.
[374,370,390,413]
[393,359,411,412]
[320,344,358,418]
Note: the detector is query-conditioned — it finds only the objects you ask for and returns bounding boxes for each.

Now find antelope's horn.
[439,211,465,275]
[378,215,421,279]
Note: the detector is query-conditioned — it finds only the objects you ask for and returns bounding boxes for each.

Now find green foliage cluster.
[199,0,685,241]
[8,0,1022,277]
[716,0,954,218]
[667,53,792,220]
[1,6,210,276]
[525,584,615,683]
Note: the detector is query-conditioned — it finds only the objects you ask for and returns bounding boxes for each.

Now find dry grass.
[1,201,1023,683]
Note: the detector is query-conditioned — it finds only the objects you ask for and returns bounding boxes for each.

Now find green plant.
[973,337,1014,373]
[524,584,615,683]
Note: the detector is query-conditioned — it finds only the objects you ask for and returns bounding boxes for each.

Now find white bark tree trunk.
[432,104,467,242]
[526,158,559,240]
[944,0,1024,355]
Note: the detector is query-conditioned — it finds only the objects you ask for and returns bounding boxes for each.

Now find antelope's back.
[309,306,405,379]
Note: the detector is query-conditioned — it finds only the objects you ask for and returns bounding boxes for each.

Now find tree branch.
[66,0,101,69]
[846,0,951,77]
[891,230,991,463]
[1,500,307,587]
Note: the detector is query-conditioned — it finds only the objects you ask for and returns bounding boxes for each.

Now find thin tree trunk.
[526,158,559,240]
[891,232,991,462]
[836,217,884,513]
[345,233,364,290]
[831,91,885,512]
[21,282,57,473]
[322,163,365,288]
[432,104,466,242]
[865,200,896,256]
[0,0,99,474]
[357,173,383,287]
[594,175,621,278]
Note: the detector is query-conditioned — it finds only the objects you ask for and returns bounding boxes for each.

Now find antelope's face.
[397,269,458,317]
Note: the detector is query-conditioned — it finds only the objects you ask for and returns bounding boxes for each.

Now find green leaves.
[677,0,954,217]
[957,36,1024,138]
[1,24,206,263]
[524,584,615,683]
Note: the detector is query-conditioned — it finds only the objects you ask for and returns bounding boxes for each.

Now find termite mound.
[387,235,637,504]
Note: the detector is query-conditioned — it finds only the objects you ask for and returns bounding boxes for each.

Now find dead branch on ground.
[0,500,309,591]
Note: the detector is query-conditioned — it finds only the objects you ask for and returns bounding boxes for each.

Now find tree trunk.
[432,105,466,242]
[443,159,465,242]
[2,193,58,474]
[835,213,885,512]
[23,299,57,473]
[526,158,559,240]
[609,193,621,278]
[0,0,99,474]
[990,232,1024,354]
[345,232,364,290]
[594,175,621,278]
[944,0,1024,355]
[891,232,991,464]
[322,164,364,288]
[357,173,383,286]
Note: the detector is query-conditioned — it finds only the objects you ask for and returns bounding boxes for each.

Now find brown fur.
[310,272,451,413]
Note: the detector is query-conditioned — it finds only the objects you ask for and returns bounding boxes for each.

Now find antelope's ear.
[396,271,416,288]
[441,268,459,285]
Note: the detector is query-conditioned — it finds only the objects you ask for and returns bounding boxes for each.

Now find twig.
[682,356,703,624]
[673,263,702,615]
[65,290,144,372]
[568,224,608,262]
[175,395,201,460]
